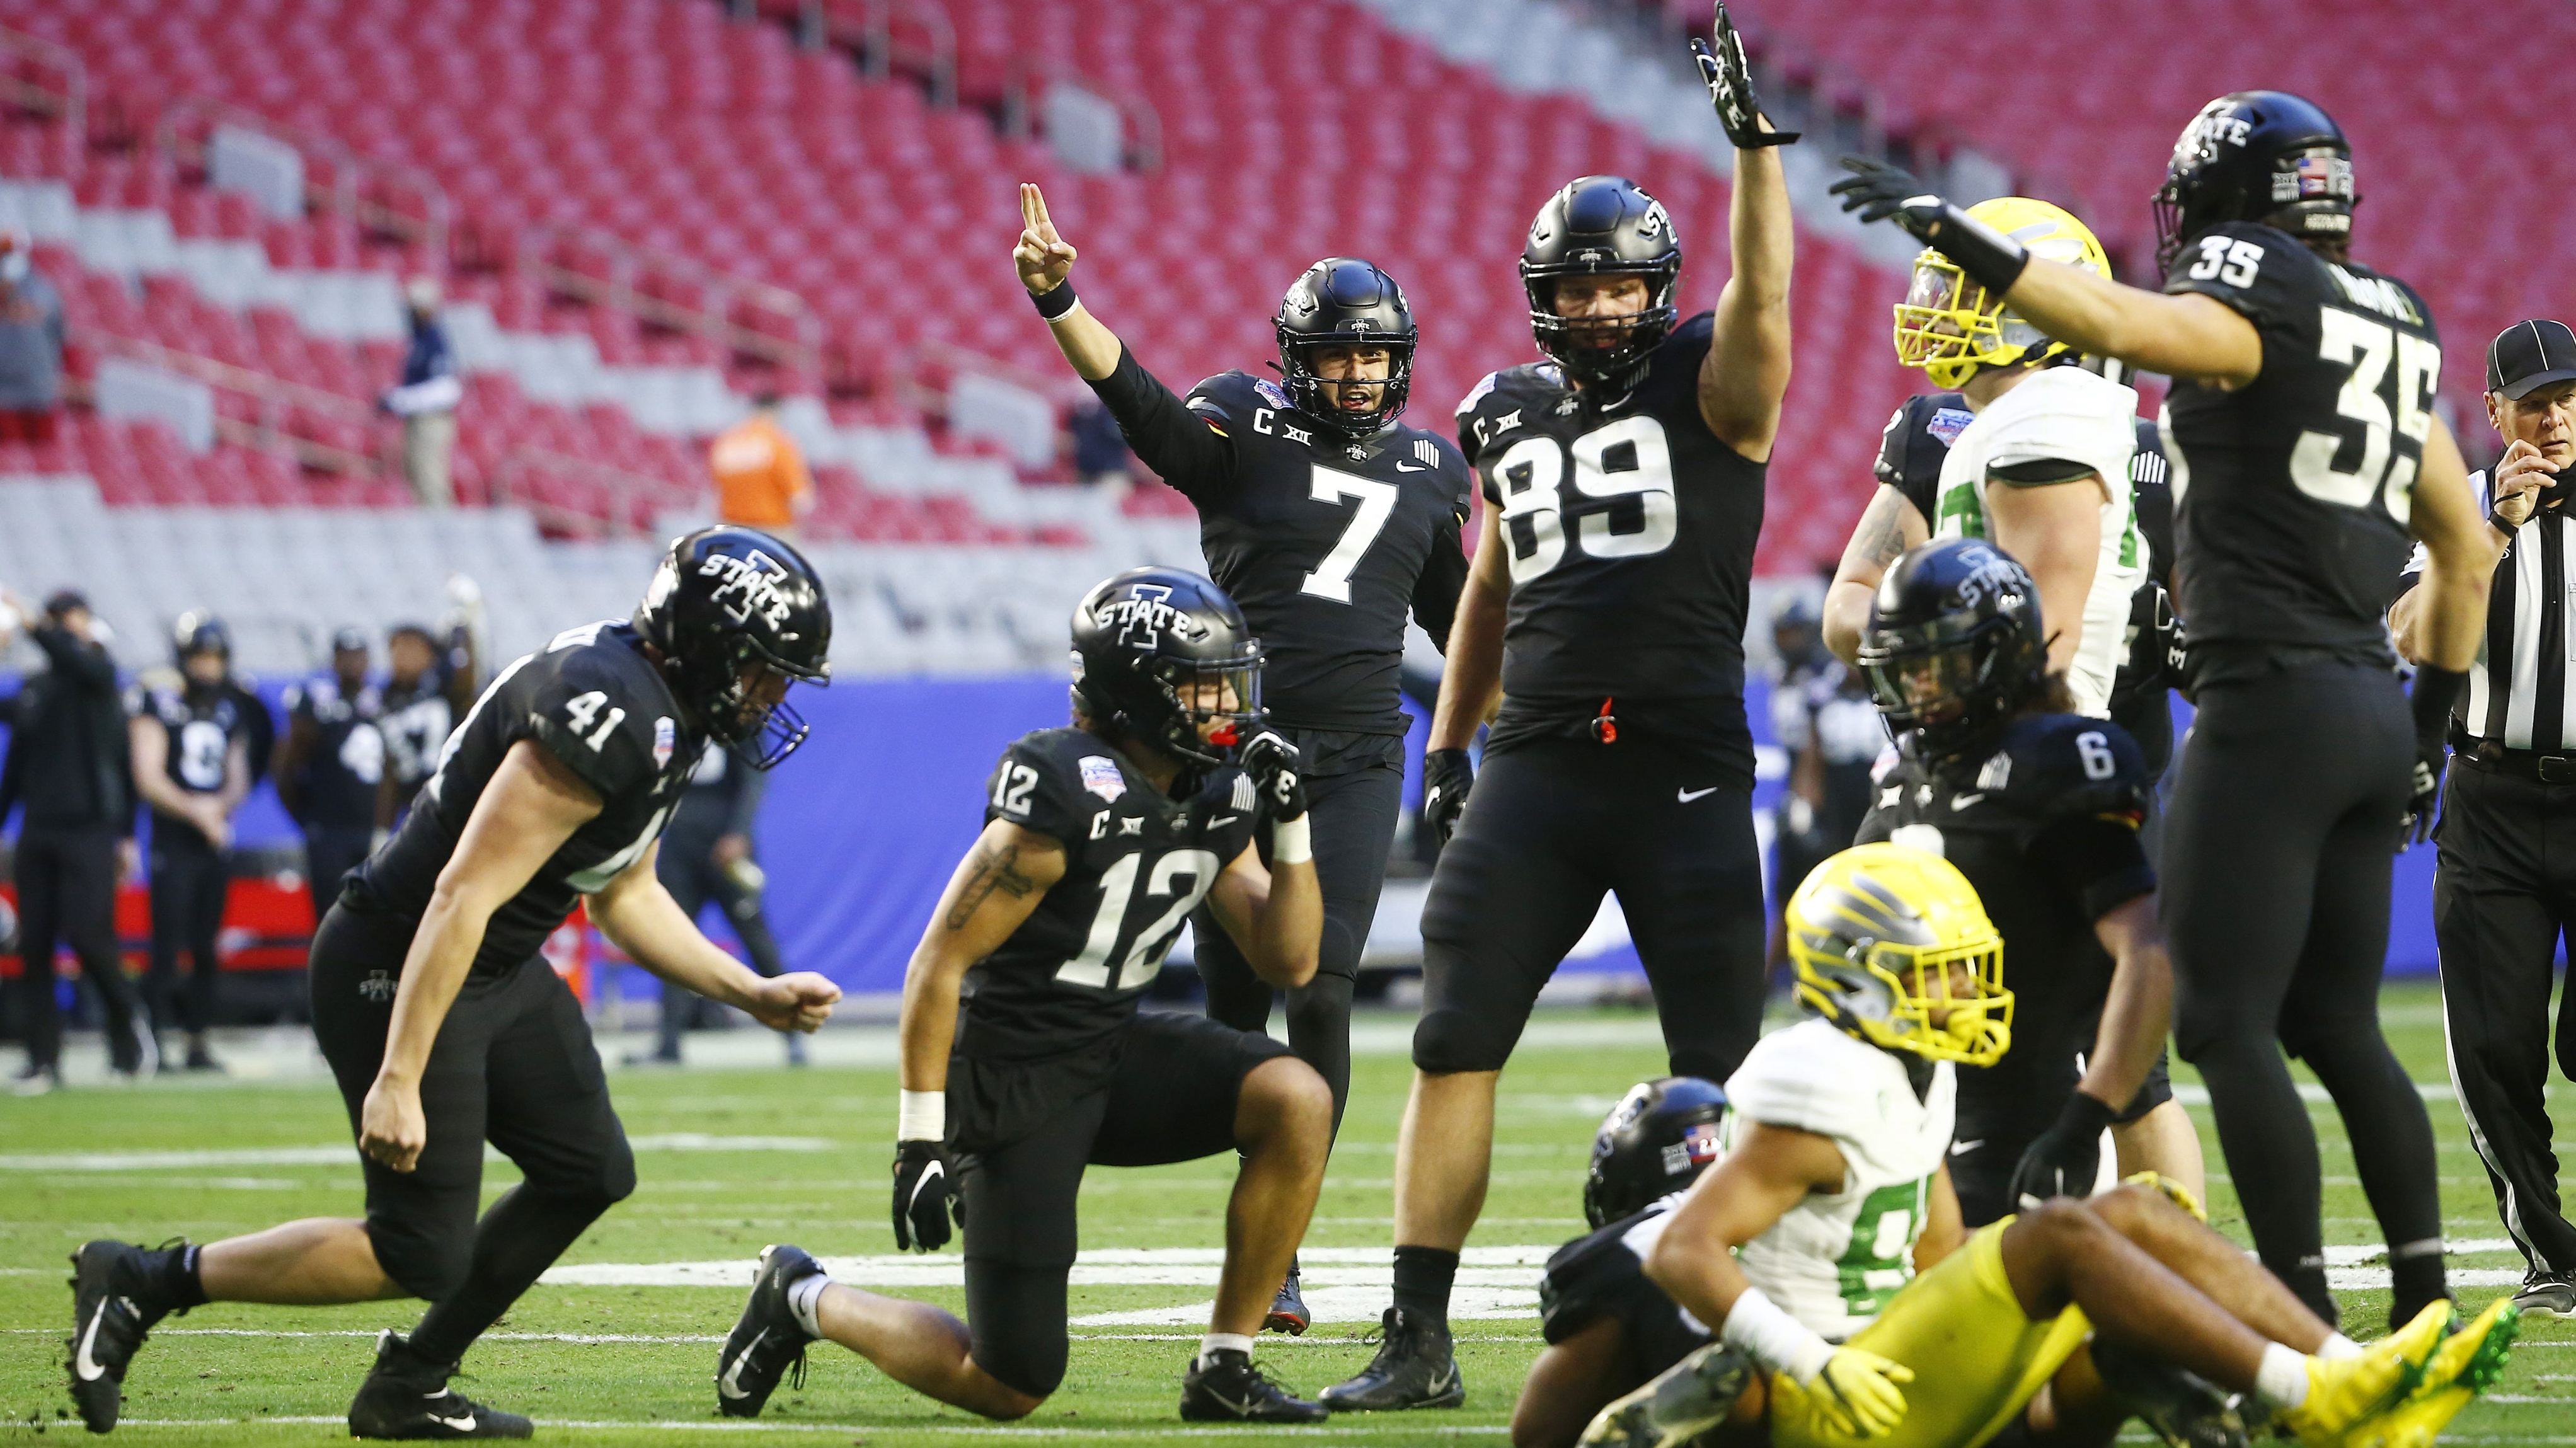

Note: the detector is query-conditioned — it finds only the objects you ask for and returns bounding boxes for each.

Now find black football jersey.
[283,675,386,830]
[958,727,1260,1063]
[126,679,253,807]
[1458,312,1766,780]
[379,662,461,799]
[354,620,704,977]
[1877,389,2177,769]
[1089,352,1473,735]
[1856,715,2156,1014]
[2160,222,2441,658]
[1539,1197,1710,1379]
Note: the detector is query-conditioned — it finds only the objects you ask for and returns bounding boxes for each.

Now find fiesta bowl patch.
[1079,755,1127,803]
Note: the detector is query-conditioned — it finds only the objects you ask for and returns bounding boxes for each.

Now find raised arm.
[1698,141,1793,459]
[1015,182,1233,489]
[1826,486,1929,664]
[1204,839,1321,990]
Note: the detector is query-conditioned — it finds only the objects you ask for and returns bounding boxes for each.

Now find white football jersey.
[1720,1017,1955,1342]
[1929,367,2147,717]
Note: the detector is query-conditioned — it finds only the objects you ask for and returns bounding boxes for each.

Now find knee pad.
[1412,1003,1512,1074]
[366,1215,473,1302]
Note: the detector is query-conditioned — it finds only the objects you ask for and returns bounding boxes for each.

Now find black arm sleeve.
[30,624,117,694]
[1411,514,1471,653]
[1085,347,1235,497]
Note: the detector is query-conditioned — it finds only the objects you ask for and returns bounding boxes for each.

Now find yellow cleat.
[2340,1384,2471,1448]
[2274,1299,2452,1446]
[2338,1296,2521,1448]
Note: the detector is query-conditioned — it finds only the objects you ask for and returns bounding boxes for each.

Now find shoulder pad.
[522,640,680,798]
[1725,1021,1889,1139]
[1185,371,1272,424]
[1456,371,1501,420]
[987,728,1110,843]
[1998,715,2150,825]
[1979,371,2137,484]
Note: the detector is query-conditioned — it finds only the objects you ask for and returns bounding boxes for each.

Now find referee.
[2391,317,2576,1320]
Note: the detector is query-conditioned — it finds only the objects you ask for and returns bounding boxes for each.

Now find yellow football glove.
[1778,1347,1914,1439]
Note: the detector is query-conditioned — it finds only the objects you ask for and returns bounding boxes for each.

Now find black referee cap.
[2488,319,2576,400]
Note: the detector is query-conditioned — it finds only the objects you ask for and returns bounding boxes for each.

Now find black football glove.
[1689,3,1797,149]
[1830,158,2033,296]
[1238,728,1308,824]
[2154,585,2190,696]
[2401,665,2466,851]
[2009,1091,2117,1212]
[892,1139,960,1252]
[1422,748,1475,845]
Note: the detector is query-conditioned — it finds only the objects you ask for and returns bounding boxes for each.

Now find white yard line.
[0,1134,836,1171]
[107,1417,1514,1437]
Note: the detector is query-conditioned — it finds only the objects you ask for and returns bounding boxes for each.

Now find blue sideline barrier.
[1,674,2444,993]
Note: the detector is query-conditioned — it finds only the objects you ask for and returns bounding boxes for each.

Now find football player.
[377,585,485,836]
[1836,90,2497,1328]
[1573,844,2517,1448]
[713,567,1336,1425]
[1853,540,2200,1222]
[275,627,388,918]
[1328,4,1798,1411]
[126,611,258,1072]
[67,527,842,1438]
[1016,184,1473,1331]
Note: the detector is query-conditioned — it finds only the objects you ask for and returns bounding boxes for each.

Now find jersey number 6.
[1488,415,1679,584]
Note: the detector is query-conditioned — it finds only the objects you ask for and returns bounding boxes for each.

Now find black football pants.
[308,899,635,1360]
[2432,759,2576,1277]
[12,822,141,1071]
[1194,728,1402,1132]
[2163,660,2444,1323]
[1415,735,1766,1084]
[650,817,790,1056]
[146,820,228,1037]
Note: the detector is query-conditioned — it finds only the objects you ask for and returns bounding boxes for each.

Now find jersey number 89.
[1488,415,1678,583]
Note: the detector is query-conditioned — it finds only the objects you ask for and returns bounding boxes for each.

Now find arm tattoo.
[945,840,1042,930]
[1849,490,1909,568]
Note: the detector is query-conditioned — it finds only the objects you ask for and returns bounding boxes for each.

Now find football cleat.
[345,1331,532,1439]
[1577,1340,1756,1448]
[2275,1298,2451,1446]
[1263,1260,1309,1336]
[2340,1299,2518,1448]
[716,1243,824,1418]
[2090,1339,2250,1448]
[1318,1307,1465,1411]
[2510,1270,2576,1319]
[66,1239,178,1433]
[1178,1348,1327,1423]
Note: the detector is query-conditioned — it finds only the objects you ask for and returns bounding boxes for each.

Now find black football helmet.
[1583,1076,1728,1229]
[2153,90,2356,272]
[1070,566,1262,767]
[171,609,231,672]
[1858,538,2049,766]
[633,526,832,770]
[1275,257,1417,438]
[1522,176,1682,393]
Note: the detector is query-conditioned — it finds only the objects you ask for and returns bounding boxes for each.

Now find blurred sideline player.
[377,579,485,836]
[714,568,1337,1424]
[1765,596,1880,975]
[1016,183,1473,1329]
[1329,4,1796,1410]
[1836,90,2495,1328]
[1823,207,2183,786]
[127,612,255,1072]
[275,627,386,916]
[1852,540,2200,1219]
[635,737,805,1068]
[67,528,842,1438]
[1570,844,2516,1448]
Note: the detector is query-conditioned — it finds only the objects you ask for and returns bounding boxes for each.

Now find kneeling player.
[715,566,1336,1423]
[1853,539,2200,1221]
[1570,845,2516,1448]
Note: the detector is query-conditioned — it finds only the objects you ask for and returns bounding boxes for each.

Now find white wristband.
[898,1089,945,1143]
[1719,1287,1834,1383]
[1271,814,1313,865]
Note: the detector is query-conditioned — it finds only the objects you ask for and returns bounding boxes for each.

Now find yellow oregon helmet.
[1892,197,2110,391]
[1786,843,2012,1067]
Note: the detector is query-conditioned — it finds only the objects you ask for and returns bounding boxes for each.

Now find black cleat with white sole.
[716,1243,824,1417]
[2512,1270,2576,1320]
[2090,1339,2251,1448]
[67,1239,183,1433]
[345,1331,532,1440]
[1318,1307,1464,1411]
[1180,1348,1328,1422]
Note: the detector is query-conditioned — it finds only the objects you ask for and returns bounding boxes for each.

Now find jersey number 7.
[1301,465,1400,604]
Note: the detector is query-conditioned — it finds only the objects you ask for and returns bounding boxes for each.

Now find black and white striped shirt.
[2405,470,2576,750]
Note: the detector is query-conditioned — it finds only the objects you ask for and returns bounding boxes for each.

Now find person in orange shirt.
[711,393,814,536]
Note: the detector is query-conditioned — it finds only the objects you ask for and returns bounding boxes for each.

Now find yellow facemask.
[1787,842,2013,1067]
[1892,196,2110,391]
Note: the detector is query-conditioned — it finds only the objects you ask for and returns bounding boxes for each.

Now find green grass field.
[4,982,2570,1444]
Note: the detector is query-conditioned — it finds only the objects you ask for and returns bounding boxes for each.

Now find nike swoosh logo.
[718,1330,766,1398]
[1396,462,1429,471]
[1950,1139,1984,1156]
[1677,786,1720,803]
[428,1412,476,1431]
[1209,814,1240,827]
[73,1299,110,1381]
[1949,792,1986,811]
